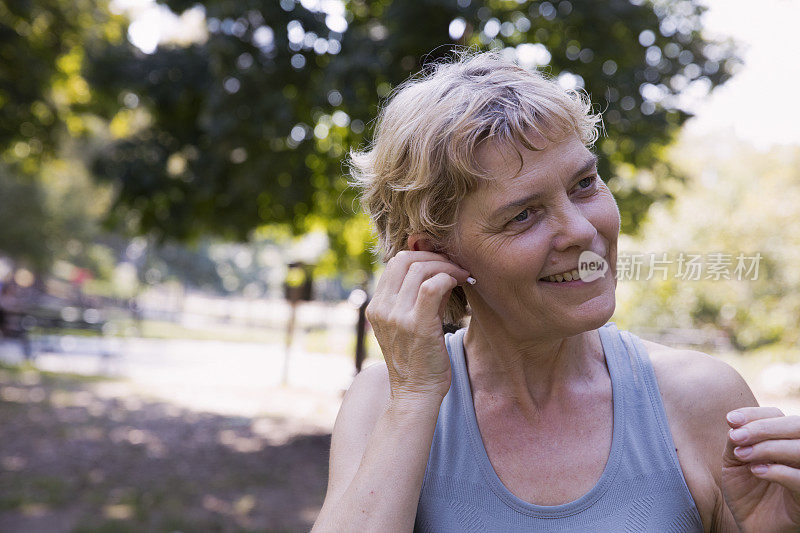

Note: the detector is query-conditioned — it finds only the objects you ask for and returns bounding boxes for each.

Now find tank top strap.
[444,328,467,382]
[598,322,643,394]
[601,322,689,475]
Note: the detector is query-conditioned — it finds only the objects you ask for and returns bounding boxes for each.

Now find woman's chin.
[559,293,616,331]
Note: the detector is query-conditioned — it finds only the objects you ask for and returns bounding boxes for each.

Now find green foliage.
[0,166,50,270]
[0,0,124,271]
[83,0,739,271]
[0,0,125,170]
[0,154,115,274]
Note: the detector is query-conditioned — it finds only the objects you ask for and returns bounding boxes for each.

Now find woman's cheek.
[451,221,550,279]
[596,184,621,233]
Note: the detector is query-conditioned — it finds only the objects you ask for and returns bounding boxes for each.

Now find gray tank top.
[414,322,704,532]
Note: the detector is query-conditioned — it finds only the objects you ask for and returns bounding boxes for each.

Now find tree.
[0,166,50,271]
[0,0,124,271]
[617,135,800,351]
[0,0,125,169]
[83,0,738,270]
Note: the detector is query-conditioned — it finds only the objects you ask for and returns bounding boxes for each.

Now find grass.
[53,317,378,357]
[0,359,119,384]
[0,475,69,510]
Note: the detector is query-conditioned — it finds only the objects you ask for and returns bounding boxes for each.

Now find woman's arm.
[312,250,471,531]
[312,362,443,532]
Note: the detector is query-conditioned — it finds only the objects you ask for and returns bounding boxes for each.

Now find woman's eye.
[512,209,530,223]
[577,175,597,190]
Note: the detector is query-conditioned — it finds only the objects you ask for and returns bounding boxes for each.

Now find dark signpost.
[283,262,313,385]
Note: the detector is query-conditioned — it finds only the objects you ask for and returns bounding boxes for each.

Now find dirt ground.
[0,363,332,532]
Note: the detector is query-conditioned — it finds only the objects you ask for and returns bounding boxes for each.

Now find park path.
[0,335,360,428]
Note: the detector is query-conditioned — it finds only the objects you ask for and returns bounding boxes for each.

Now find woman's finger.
[395,260,469,310]
[749,463,800,493]
[375,251,450,295]
[728,415,800,448]
[438,287,453,319]
[412,273,458,322]
[727,406,784,428]
[733,439,800,468]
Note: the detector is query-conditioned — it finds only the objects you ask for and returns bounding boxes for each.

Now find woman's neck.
[462,317,607,413]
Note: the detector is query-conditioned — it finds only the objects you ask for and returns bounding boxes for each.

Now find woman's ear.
[407,233,437,253]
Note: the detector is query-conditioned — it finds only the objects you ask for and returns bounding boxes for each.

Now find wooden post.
[348,286,370,374]
[355,296,369,373]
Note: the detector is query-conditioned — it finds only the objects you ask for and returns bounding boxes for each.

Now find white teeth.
[545,268,581,283]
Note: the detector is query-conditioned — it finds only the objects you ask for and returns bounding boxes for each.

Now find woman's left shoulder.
[638,338,757,418]
[639,338,758,478]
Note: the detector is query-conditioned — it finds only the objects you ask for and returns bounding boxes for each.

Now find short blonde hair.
[349,49,601,324]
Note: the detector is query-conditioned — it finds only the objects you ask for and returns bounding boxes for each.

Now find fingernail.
[751,464,768,475]
[730,428,748,442]
[466,276,476,285]
[734,446,752,458]
[727,411,744,425]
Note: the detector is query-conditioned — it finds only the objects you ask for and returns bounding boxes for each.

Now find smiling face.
[447,132,620,340]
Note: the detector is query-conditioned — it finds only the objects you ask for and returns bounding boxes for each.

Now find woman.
[312,51,799,532]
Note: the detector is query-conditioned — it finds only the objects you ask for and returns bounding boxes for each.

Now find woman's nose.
[550,202,597,252]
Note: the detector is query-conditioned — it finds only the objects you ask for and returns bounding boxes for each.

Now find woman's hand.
[722,406,800,532]
[366,251,471,406]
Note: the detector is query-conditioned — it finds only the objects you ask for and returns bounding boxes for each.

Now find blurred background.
[0,0,798,530]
